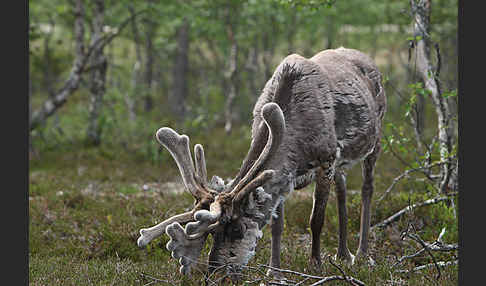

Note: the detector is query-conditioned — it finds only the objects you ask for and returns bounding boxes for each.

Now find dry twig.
[371,193,457,231]
[396,260,458,274]
[393,225,458,280]
[377,159,453,204]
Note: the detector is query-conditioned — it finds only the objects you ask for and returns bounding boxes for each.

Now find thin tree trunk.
[129,5,143,71]
[409,0,428,152]
[86,56,107,145]
[245,44,260,99]
[262,29,274,81]
[369,25,378,60]
[262,14,278,81]
[287,7,297,55]
[86,0,107,146]
[224,5,239,134]
[325,13,336,50]
[29,3,144,131]
[42,18,63,134]
[143,19,155,112]
[224,40,238,134]
[126,60,139,122]
[42,19,55,97]
[411,0,454,194]
[30,0,86,131]
[127,4,142,121]
[171,18,190,120]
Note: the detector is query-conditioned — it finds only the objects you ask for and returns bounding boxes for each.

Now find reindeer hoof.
[309,256,322,270]
[266,268,285,281]
[354,251,376,267]
[333,251,355,266]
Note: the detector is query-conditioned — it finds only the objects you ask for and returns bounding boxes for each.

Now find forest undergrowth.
[29,125,458,285]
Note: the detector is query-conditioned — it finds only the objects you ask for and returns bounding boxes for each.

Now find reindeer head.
[138,103,285,276]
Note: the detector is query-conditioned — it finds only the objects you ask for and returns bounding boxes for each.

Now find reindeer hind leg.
[356,143,381,262]
[334,169,355,264]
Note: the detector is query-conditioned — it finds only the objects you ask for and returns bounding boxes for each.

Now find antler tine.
[225,121,269,192]
[155,127,204,199]
[184,197,224,236]
[233,170,275,204]
[137,210,195,248]
[230,103,285,195]
[194,144,208,187]
[231,170,275,219]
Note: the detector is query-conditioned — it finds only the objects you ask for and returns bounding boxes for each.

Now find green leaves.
[406,35,423,42]
[404,82,431,118]
[442,89,457,99]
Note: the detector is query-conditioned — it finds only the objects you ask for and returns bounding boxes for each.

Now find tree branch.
[30,7,148,131]
[396,260,458,274]
[377,158,454,203]
[371,193,457,231]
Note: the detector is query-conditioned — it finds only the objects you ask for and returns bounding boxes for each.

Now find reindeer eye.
[227,222,244,240]
[220,216,229,224]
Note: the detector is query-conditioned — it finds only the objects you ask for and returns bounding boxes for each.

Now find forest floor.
[28,139,458,285]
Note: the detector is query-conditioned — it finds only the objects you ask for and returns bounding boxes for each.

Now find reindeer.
[137,47,386,278]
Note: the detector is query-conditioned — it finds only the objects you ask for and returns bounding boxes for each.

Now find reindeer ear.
[210,175,225,192]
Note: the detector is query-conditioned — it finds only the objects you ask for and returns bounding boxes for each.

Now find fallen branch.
[371,193,457,231]
[257,261,366,286]
[393,239,457,268]
[309,275,365,286]
[326,256,365,286]
[377,159,453,204]
[393,225,458,281]
[396,260,458,274]
[406,232,442,280]
[256,264,323,280]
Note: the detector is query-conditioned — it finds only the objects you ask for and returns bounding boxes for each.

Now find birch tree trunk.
[30,0,86,131]
[86,0,107,146]
[29,2,144,132]
[411,0,454,193]
[42,18,55,97]
[224,40,238,134]
[223,5,239,134]
[42,18,64,134]
[125,4,143,121]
